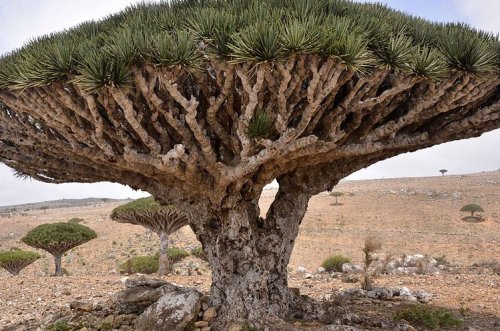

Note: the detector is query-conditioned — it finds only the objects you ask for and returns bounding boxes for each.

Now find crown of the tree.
[21,222,97,254]
[0,0,499,207]
[111,197,188,233]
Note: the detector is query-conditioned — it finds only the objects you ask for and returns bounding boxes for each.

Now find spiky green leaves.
[246,111,273,139]
[0,0,499,91]
[0,249,41,275]
[150,31,204,69]
[410,47,447,79]
[21,222,97,255]
[112,196,169,215]
[230,23,285,63]
[440,29,498,76]
[75,50,130,93]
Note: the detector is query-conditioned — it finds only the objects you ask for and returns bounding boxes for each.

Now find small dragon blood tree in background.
[21,223,97,276]
[1,0,500,328]
[111,197,188,275]
[460,203,485,218]
[0,248,41,276]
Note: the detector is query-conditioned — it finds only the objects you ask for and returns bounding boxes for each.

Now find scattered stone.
[317,267,326,273]
[69,301,93,312]
[203,307,217,321]
[121,275,167,288]
[134,286,203,331]
[296,266,307,273]
[113,282,177,314]
[195,320,209,327]
[342,263,363,274]
[305,273,313,279]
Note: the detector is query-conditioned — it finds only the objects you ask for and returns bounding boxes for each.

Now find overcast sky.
[0,0,499,206]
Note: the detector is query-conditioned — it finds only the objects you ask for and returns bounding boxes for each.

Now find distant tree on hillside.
[0,248,40,276]
[439,169,448,176]
[330,192,344,205]
[111,197,188,275]
[460,204,484,218]
[22,223,97,276]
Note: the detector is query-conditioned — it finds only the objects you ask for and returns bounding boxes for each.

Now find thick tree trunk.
[54,254,63,276]
[188,180,312,330]
[157,231,169,275]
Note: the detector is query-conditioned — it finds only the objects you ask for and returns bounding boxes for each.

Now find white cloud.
[453,0,500,33]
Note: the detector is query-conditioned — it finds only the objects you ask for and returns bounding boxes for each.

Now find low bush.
[167,247,189,263]
[119,255,159,274]
[394,305,463,329]
[48,321,70,331]
[321,254,351,272]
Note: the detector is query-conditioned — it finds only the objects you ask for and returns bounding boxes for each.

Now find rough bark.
[158,231,169,276]
[186,176,314,329]
[54,254,63,277]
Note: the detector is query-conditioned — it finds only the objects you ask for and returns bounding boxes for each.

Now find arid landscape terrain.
[0,171,499,330]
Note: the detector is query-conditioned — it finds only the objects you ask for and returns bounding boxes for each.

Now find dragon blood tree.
[111,197,188,275]
[0,248,41,276]
[1,0,499,328]
[22,223,97,276]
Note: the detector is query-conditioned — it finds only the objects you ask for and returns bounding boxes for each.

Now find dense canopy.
[0,0,499,91]
[111,197,187,233]
[0,249,41,275]
[22,222,97,254]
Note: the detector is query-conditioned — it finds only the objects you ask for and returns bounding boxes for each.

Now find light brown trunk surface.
[158,231,169,275]
[188,181,312,329]
[54,254,63,276]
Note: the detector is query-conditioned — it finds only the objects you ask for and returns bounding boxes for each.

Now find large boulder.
[134,286,203,331]
[113,276,177,314]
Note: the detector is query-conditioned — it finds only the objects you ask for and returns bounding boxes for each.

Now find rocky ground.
[0,171,499,330]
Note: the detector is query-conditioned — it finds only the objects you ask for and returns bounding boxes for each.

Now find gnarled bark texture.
[1,57,500,328]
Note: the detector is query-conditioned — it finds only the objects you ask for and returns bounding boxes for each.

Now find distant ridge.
[0,198,131,212]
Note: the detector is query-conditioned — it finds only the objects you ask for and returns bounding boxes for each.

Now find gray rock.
[342,263,363,274]
[398,287,412,297]
[113,283,178,314]
[305,273,313,279]
[317,267,326,273]
[296,266,307,273]
[121,275,167,288]
[134,286,202,331]
[69,301,93,312]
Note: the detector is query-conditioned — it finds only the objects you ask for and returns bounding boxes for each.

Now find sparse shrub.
[67,217,84,224]
[321,254,351,272]
[183,322,196,331]
[191,247,208,262]
[241,321,261,331]
[0,249,41,275]
[48,321,70,331]
[394,305,463,329]
[98,321,112,330]
[362,236,382,291]
[460,204,484,218]
[119,255,159,274]
[167,247,189,263]
[22,222,97,276]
